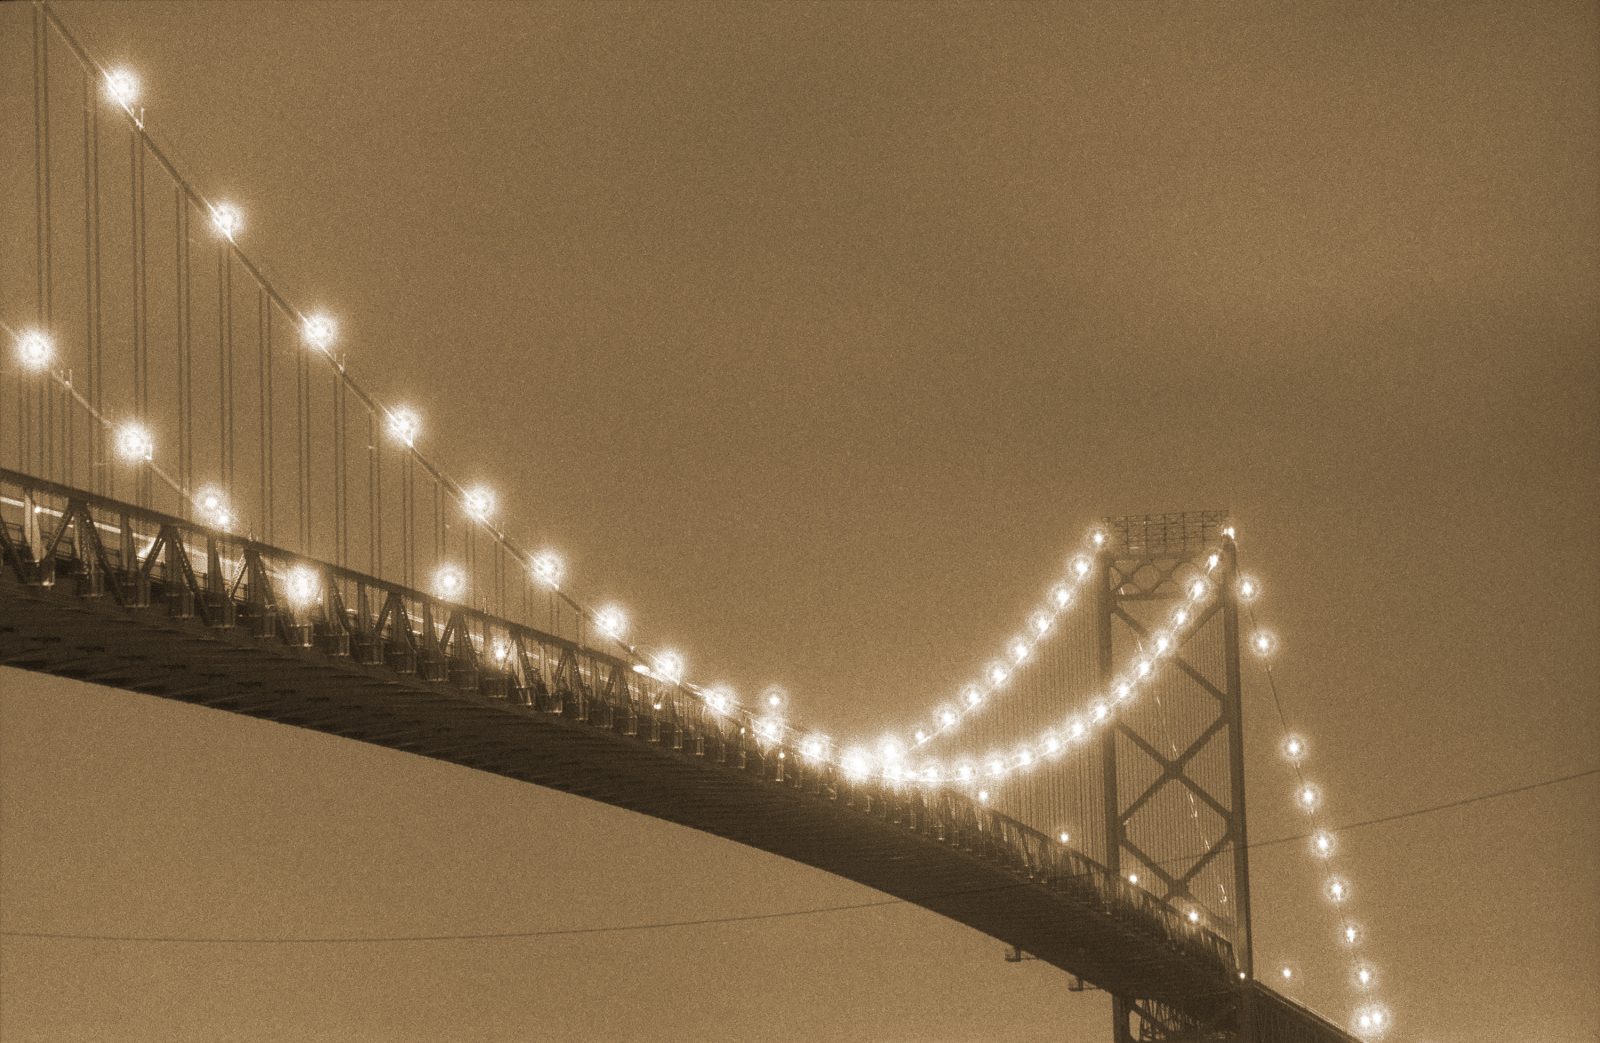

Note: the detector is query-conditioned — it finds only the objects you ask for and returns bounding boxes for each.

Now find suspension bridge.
[1,6,1388,1040]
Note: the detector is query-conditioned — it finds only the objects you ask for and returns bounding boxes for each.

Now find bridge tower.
[1095,512,1254,1042]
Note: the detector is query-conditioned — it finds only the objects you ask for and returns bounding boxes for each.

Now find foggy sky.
[1,2,1597,1041]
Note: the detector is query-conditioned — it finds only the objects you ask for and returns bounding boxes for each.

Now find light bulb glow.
[491,639,511,664]
[114,422,154,462]
[284,565,318,608]
[939,708,958,727]
[654,651,684,683]
[1052,585,1072,608]
[1173,607,1189,627]
[1114,681,1132,701]
[1089,701,1108,723]
[211,202,242,239]
[1252,631,1277,657]
[105,68,139,106]
[1283,735,1306,762]
[705,687,733,715]
[1057,830,1071,844]
[1090,529,1106,547]
[841,748,871,779]
[1327,877,1349,903]
[15,330,52,370]
[977,789,990,803]
[1031,612,1051,635]
[1356,966,1375,988]
[462,486,494,522]
[963,686,983,708]
[1189,578,1209,601]
[1071,555,1091,578]
[1312,831,1335,858]
[594,606,626,640]
[1206,552,1220,572]
[302,314,336,350]
[387,408,419,446]
[1068,719,1086,741]
[433,564,466,600]
[800,735,825,760]
[1343,924,1361,946]
[531,551,563,588]
[988,663,1009,686]
[1009,639,1030,663]
[1186,908,1202,924]
[1297,785,1321,812]
[1238,576,1259,601]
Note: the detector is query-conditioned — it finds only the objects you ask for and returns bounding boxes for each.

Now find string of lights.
[895,531,1104,752]
[880,545,1226,800]
[1238,565,1393,1040]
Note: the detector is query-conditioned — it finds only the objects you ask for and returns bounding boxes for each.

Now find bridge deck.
[0,473,1359,1040]
[1,568,1238,1026]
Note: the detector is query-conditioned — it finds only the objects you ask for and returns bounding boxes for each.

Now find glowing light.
[1135,658,1153,678]
[1297,784,1321,812]
[977,789,990,803]
[387,408,419,446]
[1222,525,1236,539]
[284,565,318,608]
[211,202,242,239]
[800,735,825,760]
[963,685,983,708]
[914,729,928,745]
[1052,585,1072,609]
[1057,831,1071,844]
[1343,924,1361,946]
[841,748,871,779]
[705,687,734,715]
[920,764,941,784]
[1280,966,1294,981]
[1206,552,1220,572]
[1090,529,1107,547]
[114,422,154,462]
[1312,831,1335,858]
[1252,631,1277,657]
[491,639,511,665]
[531,551,563,588]
[302,314,336,350]
[880,738,905,765]
[194,487,232,529]
[754,717,782,742]
[1173,608,1189,627]
[15,330,52,370]
[1283,735,1306,762]
[462,486,494,522]
[956,763,974,782]
[1354,1005,1390,1038]
[1089,701,1108,723]
[1113,681,1132,701]
[1043,734,1061,754]
[1186,908,1202,925]
[1327,877,1349,903]
[1189,578,1209,601]
[594,606,626,640]
[1152,632,1171,655]
[433,564,466,600]
[1068,719,1086,741]
[987,758,1006,777]
[1071,554,1091,578]
[104,68,139,106]
[1016,748,1033,767]
[939,707,958,727]
[654,651,684,683]
[1009,639,1030,663]
[1357,966,1375,988]
[1128,873,1140,886]
[1238,576,1259,601]
[988,662,1009,686]
[1031,612,1052,635]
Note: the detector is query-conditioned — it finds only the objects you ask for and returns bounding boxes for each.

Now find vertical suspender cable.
[296,340,309,555]
[259,289,271,543]
[175,188,190,505]
[369,410,379,577]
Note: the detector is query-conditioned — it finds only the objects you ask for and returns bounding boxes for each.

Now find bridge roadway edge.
[0,569,1248,1025]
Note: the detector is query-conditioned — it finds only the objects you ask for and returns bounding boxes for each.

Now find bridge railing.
[0,465,1237,986]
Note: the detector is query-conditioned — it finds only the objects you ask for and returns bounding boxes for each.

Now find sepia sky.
[1,2,1597,1040]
